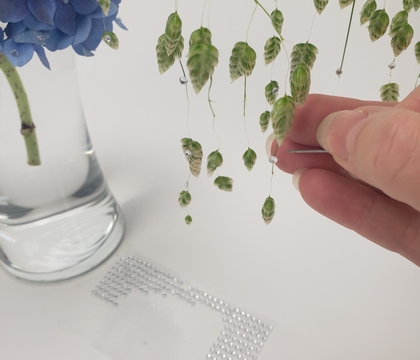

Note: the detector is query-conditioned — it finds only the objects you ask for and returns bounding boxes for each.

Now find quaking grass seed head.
[360,0,377,25]
[368,9,390,42]
[313,0,329,14]
[380,83,399,102]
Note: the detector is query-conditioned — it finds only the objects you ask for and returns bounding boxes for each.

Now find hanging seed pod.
[207,150,223,176]
[156,34,176,74]
[259,111,271,133]
[389,11,409,34]
[178,190,192,207]
[415,41,420,63]
[314,0,329,14]
[271,9,284,36]
[98,0,111,15]
[290,42,318,81]
[189,27,212,47]
[339,0,354,9]
[229,41,257,81]
[368,9,390,41]
[390,22,413,57]
[187,29,219,93]
[214,176,233,192]
[242,148,257,171]
[185,215,193,225]
[164,12,183,56]
[265,80,279,105]
[264,36,281,65]
[360,0,377,25]
[403,0,413,12]
[181,138,203,177]
[291,63,311,105]
[271,95,295,144]
[102,31,119,49]
[380,83,399,102]
[261,196,276,224]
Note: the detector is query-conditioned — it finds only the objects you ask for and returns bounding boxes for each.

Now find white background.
[1,1,420,359]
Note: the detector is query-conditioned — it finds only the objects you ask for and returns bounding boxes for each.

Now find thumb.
[316,85,420,212]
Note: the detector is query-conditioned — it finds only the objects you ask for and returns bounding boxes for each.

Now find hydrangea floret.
[0,0,126,165]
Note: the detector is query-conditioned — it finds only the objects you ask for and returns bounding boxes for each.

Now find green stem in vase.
[0,54,41,166]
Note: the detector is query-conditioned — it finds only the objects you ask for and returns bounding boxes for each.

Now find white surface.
[1,1,420,359]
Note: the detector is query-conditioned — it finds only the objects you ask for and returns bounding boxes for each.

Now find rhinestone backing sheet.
[86,254,275,360]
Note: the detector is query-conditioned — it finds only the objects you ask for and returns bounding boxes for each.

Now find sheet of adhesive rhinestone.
[91,255,273,360]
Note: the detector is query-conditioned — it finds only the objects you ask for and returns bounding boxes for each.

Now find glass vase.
[0,49,125,282]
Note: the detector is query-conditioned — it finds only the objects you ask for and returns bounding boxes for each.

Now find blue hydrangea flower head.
[0,0,126,67]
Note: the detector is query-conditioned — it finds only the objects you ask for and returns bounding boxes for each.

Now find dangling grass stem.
[338,0,357,73]
[208,76,221,149]
[179,60,192,138]
[0,54,41,166]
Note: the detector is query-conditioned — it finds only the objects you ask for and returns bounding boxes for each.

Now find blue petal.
[27,0,56,26]
[72,43,94,57]
[3,39,34,67]
[14,30,50,46]
[54,2,78,35]
[22,13,56,31]
[0,0,29,23]
[69,0,99,15]
[73,15,91,45]
[45,29,74,51]
[114,17,128,31]
[80,18,105,51]
[34,45,51,69]
[5,22,26,37]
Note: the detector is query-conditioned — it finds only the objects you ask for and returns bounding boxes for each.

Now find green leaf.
[259,111,271,133]
[314,0,329,14]
[185,215,193,225]
[415,41,420,63]
[339,0,354,9]
[214,176,233,192]
[360,0,377,25]
[368,9,389,41]
[98,0,111,15]
[102,31,119,49]
[242,148,257,171]
[290,63,311,105]
[390,22,413,57]
[413,0,420,11]
[181,138,203,177]
[187,30,219,93]
[265,80,279,105]
[271,95,295,144]
[207,150,223,176]
[380,83,399,102]
[178,190,192,207]
[271,9,284,36]
[229,41,257,81]
[165,12,183,56]
[264,36,281,65]
[261,196,276,224]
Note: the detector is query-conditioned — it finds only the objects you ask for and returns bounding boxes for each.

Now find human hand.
[271,85,420,266]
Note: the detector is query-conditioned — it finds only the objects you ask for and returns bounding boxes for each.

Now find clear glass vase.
[0,49,125,281]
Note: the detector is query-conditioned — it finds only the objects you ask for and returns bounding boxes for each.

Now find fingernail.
[292,168,307,191]
[265,133,276,157]
[316,110,369,160]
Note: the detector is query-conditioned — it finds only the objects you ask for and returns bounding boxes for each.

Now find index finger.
[288,94,395,146]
